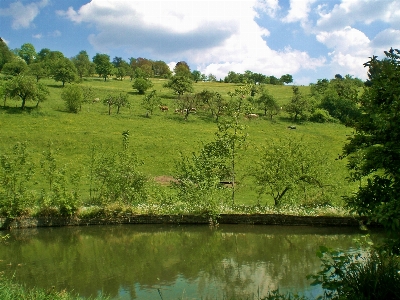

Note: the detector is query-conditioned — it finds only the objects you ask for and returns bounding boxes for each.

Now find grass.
[0,76,355,214]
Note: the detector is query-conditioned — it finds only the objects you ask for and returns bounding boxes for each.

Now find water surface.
[0,224,377,299]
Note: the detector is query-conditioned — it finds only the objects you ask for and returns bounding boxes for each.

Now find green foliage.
[310,108,337,123]
[141,89,161,116]
[17,43,36,64]
[92,132,148,205]
[1,59,27,76]
[163,75,194,97]
[5,75,49,109]
[256,87,280,119]
[52,57,78,86]
[102,93,130,114]
[61,85,83,113]
[343,48,400,251]
[173,61,191,77]
[280,74,294,85]
[27,62,48,82]
[92,53,113,81]
[132,77,153,94]
[173,129,232,212]
[308,242,400,300]
[196,89,226,121]
[285,86,310,121]
[0,38,14,71]
[253,137,330,206]
[0,142,35,217]
[0,277,108,300]
[71,50,93,79]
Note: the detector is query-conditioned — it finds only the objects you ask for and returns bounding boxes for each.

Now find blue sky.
[1,0,399,84]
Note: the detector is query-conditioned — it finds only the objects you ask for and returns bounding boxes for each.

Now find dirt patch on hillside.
[154,175,178,186]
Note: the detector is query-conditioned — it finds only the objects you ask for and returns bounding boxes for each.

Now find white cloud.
[371,28,400,50]
[316,27,371,78]
[316,0,398,31]
[58,0,324,80]
[33,33,42,39]
[0,0,49,29]
[48,30,61,37]
[255,0,280,18]
[282,0,316,24]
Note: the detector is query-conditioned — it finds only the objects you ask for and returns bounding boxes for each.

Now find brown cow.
[159,105,169,112]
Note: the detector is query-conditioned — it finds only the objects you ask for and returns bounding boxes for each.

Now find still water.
[0,224,377,299]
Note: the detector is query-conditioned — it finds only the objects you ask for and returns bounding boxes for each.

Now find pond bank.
[0,214,376,230]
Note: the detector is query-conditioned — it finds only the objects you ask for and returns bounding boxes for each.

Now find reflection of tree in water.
[1,225,370,299]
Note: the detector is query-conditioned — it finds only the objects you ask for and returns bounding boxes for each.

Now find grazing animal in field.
[93,98,100,103]
[159,105,169,112]
[246,113,259,119]
[288,125,296,129]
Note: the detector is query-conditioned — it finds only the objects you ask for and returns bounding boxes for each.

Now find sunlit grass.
[0,77,355,210]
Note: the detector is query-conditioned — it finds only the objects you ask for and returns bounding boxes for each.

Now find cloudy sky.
[1,0,399,84]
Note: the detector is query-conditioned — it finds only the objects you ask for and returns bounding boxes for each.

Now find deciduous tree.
[343,48,400,251]
[61,84,83,113]
[5,75,48,109]
[93,53,113,81]
[163,75,193,98]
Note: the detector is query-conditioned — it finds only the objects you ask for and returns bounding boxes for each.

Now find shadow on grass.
[0,105,39,114]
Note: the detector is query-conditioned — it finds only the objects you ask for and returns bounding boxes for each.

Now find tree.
[71,50,92,79]
[27,62,48,82]
[0,38,14,71]
[163,75,193,98]
[112,56,130,80]
[343,48,400,251]
[93,53,113,81]
[191,70,202,82]
[5,75,49,109]
[196,90,226,121]
[141,90,161,117]
[102,93,130,115]
[52,57,78,86]
[253,137,328,206]
[132,77,153,94]
[256,88,280,119]
[280,74,293,84]
[61,85,83,113]
[152,60,171,78]
[1,59,27,76]
[285,86,310,121]
[174,61,191,77]
[17,43,36,64]
[114,93,130,114]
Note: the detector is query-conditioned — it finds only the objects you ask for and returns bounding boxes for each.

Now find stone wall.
[0,214,374,230]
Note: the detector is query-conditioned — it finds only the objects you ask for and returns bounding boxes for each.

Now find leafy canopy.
[343,48,400,251]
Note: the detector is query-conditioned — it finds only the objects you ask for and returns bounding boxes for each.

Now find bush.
[61,85,83,113]
[308,243,400,300]
[310,108,336,123]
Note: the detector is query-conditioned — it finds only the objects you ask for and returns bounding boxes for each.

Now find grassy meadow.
[0,76,356,213]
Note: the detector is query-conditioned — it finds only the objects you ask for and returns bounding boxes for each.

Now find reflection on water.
[0,224,381,299]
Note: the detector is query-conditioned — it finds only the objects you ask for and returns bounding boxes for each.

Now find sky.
[1,0,399,85]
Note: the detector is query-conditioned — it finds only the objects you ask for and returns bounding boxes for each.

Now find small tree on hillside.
[52,57,78,86]
[61,85,83,113]
[164,75,194,98]
[5,75,48,109]
[93,53,113,81]
[253,137,329,206]
[285,86,310,121]
[141,90,161,117]
[132,77,153,94]
[256,88,280,119]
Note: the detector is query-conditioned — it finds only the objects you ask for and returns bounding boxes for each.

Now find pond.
[0,224,380,299]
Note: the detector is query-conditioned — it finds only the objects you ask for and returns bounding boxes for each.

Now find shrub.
[61,84,83,113]
[310,108,336,123]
